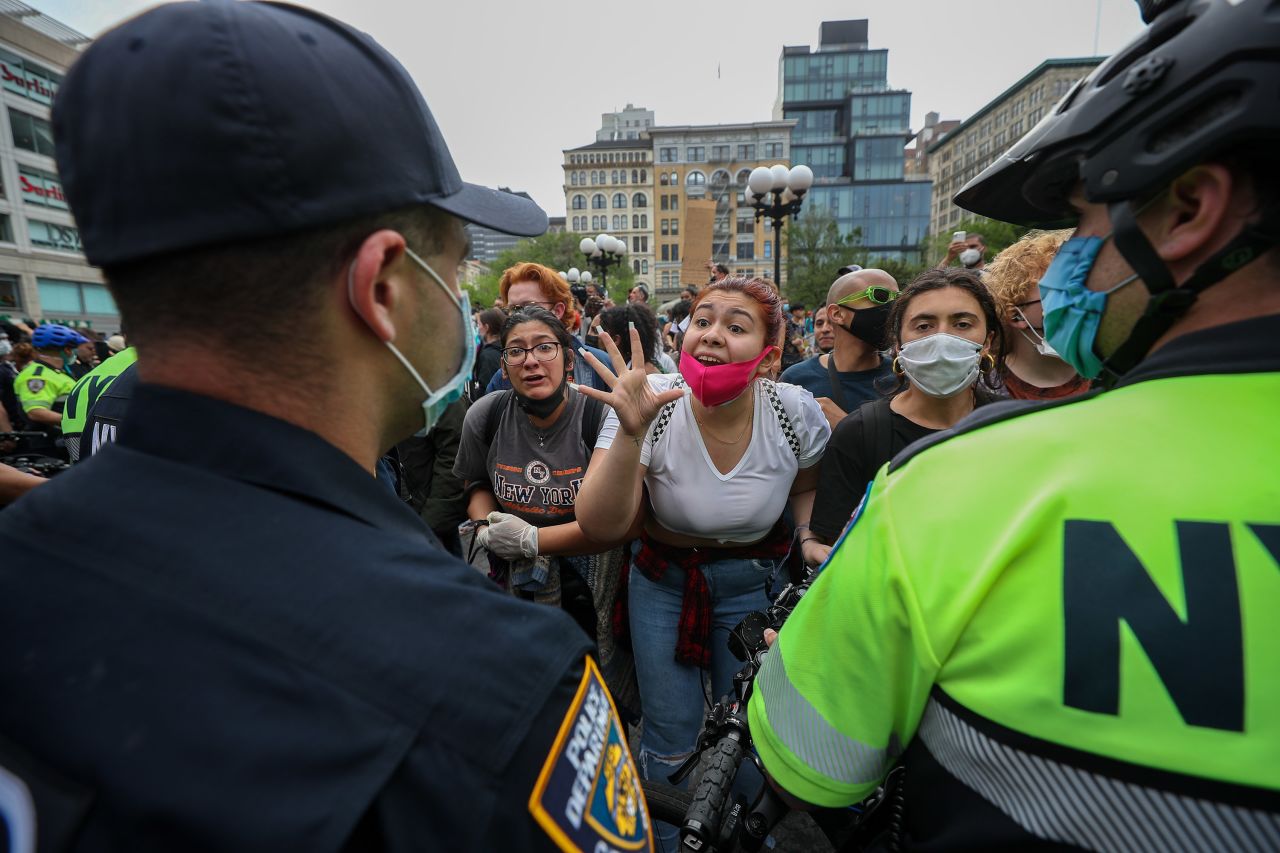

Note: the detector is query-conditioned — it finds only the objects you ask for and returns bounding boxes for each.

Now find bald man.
[779,269,898,430]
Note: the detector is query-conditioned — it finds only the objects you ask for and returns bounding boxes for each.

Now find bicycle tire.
[641,780,694,826]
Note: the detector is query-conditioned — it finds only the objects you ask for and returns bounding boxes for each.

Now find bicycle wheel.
[641,779,693,826]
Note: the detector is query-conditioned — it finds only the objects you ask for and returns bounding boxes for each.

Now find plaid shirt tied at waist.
[617,520,793,668]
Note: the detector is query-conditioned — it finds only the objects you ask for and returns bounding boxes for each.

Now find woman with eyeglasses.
[780,268,899,430]
[806,268,1005,564]
[454,307,637,645]
[984,230,1093,400]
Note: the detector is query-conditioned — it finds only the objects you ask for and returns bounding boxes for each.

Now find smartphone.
[952,231,966,242]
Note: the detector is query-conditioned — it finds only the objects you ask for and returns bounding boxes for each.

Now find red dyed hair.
[688,276,784,352]
[498,262,579,332]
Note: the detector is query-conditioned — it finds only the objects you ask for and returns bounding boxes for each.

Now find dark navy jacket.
[0,385,590,851]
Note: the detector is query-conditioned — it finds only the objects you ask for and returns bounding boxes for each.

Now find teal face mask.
[347,247,475,437]
[1040,233,1138,380]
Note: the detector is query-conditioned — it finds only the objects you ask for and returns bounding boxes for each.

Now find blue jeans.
[629,548,778,849]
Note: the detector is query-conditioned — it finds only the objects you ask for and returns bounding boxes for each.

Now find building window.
[661,220,669,236]
[671,196,679,211]
[737,144,756,160]
[641,260,648,274]
[630,169,638,183]
[633,260,641,274]
[640,170,647,182]
[28,220,82,253]
[660,173,669,186]
[0,214,12,244]
[570,172,577,186]
[19,165,66,209]
[661,245,669,261]
[632,193,647,208]
[572,194,586,210]
[37,277,117,317]
[611,170,618,183]
[686,146,705,162]
[660,196,669,210]
[764,240,772,259]
[670,219,678,235]
[736,243,753,260]
[671,246,679,262]
[685,171,706,187]
[660,147,677,162]
[711,145,730,161]
[0,272,19,310]
[0,48,61,105]
[736,215,754,235]
[9,109,55,157]
[592,194,606,209]
[763,142,784,158]
[639,236,648,252]
[613,192,627,208]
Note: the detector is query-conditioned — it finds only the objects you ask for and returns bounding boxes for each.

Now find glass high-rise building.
[775,20,931,263]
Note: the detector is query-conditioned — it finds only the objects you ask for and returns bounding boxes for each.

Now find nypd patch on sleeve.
[529,657,653,853]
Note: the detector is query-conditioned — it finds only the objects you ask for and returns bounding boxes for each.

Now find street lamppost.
[561,267,594,299]
[579,233,626,294]
[745,164,814,287]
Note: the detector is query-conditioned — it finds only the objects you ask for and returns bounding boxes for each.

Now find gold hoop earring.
[892,356,904,375]
[983,352,996,371]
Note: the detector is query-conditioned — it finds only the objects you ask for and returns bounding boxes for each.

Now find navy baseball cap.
[52,1,546,268]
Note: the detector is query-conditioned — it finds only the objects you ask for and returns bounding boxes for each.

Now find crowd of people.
[0,0,1276,851]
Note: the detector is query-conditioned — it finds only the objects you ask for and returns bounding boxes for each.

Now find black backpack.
[481,389,607,458]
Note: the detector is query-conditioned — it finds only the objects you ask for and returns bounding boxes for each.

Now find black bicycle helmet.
[958,0,1279,225]
[957,0,1279,379]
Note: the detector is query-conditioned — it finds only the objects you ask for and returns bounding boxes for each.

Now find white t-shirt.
[596,375,830,544]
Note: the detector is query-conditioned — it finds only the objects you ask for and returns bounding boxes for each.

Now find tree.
[780,210,865,308]
[464,230,635,308]
[920,215,1029,269]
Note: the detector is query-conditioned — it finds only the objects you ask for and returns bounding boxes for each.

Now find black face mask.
[514,356,570,419]
[835,303,891,349]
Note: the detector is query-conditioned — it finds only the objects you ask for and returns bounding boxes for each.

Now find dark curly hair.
[597,302,659,368]
[881,268,1005,400]
[499,306,576,375]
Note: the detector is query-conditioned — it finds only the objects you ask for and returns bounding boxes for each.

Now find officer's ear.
[346,230,411,344]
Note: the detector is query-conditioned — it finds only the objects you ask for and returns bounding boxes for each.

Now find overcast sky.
[34,1,1147,219]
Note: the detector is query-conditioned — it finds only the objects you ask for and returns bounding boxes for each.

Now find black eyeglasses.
[501,341,562,365]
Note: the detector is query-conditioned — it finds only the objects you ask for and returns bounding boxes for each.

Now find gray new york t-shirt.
[453,389,593,528]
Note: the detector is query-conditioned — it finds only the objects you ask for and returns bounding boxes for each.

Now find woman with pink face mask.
[576,277,830,837]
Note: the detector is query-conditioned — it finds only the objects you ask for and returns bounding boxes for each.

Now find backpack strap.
[649,375,685,446]
[861,397,895,469]
[759,379,801,459]
[483,390,514,447]
[580,392,605,457]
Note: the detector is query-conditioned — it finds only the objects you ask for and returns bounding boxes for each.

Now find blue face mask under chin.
[1039,232,1139,380]
[347,248,475,438]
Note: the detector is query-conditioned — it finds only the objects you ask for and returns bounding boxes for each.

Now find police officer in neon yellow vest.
[61,342,137,462]
[748,0,1280,847]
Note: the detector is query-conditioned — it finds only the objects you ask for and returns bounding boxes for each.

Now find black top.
[0,384,590,851]
[474,341,504,394]
[810,398,936,542]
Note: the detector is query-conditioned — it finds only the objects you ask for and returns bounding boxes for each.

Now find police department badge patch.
[529,657,653,853]
[26,379,44,393]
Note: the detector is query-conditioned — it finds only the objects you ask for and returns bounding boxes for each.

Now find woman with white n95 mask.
[808,268,1003,561]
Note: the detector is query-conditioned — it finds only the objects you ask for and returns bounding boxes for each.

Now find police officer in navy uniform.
[0,4,651,851]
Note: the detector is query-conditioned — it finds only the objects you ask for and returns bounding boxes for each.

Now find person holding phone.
[938,229,988,270]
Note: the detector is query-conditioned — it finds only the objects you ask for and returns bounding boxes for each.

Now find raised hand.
[577,321,684,438]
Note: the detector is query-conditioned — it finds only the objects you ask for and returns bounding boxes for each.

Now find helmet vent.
[1146,90,1244,154]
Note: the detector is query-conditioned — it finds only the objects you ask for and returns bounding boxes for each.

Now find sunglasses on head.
[835,285,898,307]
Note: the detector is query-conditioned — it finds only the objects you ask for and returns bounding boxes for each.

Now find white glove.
[476,511,539,560]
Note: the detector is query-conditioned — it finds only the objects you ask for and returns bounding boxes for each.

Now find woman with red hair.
[576,277,830,840]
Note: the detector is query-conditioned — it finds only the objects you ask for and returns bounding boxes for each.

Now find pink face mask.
[679,347,775,407]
